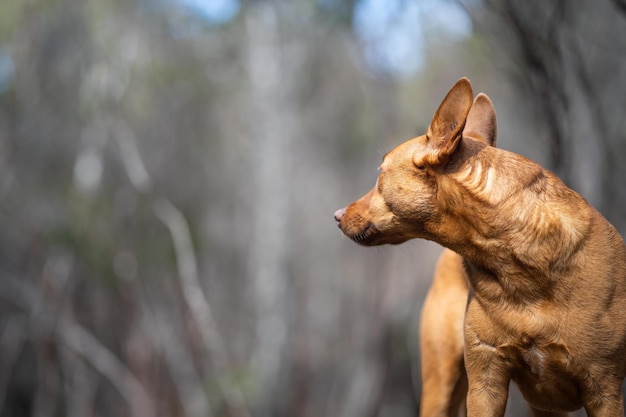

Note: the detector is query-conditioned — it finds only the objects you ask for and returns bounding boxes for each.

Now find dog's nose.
[334,207,346,223]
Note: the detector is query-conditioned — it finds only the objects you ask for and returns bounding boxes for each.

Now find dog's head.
[334,78,497,246]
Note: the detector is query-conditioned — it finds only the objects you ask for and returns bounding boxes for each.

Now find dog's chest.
[498,337,583,411]
[499,335,570,375]
[466,299,585,411]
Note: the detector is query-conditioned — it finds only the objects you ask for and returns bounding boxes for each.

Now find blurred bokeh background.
[0,0,625,416]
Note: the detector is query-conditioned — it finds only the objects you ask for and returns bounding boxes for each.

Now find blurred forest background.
[1,0,625,416]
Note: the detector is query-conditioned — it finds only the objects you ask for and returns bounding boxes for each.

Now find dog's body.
[334,78,626,416]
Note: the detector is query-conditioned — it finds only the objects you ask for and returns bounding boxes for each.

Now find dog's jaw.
[334,208,378,246]
[347,222,375,245]
[337,218,415,246]
[335,207,411,246]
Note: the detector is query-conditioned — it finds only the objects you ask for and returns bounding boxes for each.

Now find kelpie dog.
[334,78,626,416]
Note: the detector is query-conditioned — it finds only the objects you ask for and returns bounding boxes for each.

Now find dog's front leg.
[465,363,509,417]
[464,335,510,417]
[583,383,625,417]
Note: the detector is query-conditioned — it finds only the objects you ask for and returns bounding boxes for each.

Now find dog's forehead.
[381,136,426,168]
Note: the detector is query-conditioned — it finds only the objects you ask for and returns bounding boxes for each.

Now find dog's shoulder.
[448,143,593,273]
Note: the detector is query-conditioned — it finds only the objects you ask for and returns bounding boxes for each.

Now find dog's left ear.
[463,93,497,147]
[421,77,474,166]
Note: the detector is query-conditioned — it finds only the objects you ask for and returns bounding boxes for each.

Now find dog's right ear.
[419,78,474,167]
[463,93,497,147]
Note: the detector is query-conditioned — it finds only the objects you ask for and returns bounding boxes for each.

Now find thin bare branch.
[115,121,251,417]
[0,279,155,417]
[0,318,26,413]
[141,307,213,417]
[60,322,155,417]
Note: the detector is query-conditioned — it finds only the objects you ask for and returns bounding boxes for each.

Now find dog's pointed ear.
[420,77,473,166]
[463,93,497,147]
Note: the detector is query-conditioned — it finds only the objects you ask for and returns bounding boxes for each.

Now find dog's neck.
[431,140,591,301]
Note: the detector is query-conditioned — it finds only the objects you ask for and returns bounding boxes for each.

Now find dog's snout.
[334,207,346,223]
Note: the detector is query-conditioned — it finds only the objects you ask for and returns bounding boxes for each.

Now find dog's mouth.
[342,221,414,246]
[348,223,377,245]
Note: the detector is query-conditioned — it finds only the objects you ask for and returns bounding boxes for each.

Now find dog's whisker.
[350,224,374,244]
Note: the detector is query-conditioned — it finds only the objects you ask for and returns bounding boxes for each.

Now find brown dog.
[334,78,626,416]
